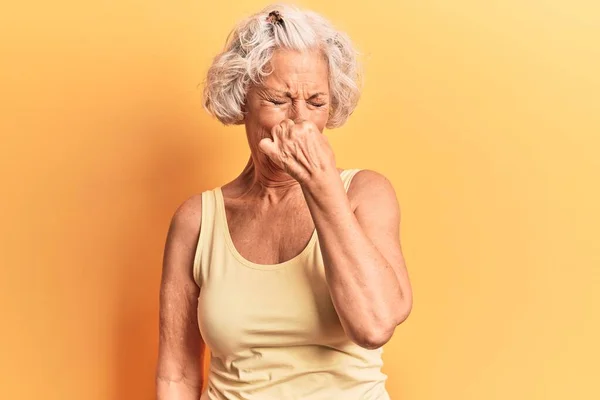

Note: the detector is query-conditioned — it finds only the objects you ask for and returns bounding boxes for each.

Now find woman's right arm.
[156,195,205,400]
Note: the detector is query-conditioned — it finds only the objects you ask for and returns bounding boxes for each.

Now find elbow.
[358,332,393,350]
[351,325,395,350]
[348,317,397,350]
[396,298,413,325]
[350,302,413,350]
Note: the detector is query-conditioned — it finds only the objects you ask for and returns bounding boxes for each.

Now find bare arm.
[257,119,412,350]
[156,195,205,399]
[301,169,413,349]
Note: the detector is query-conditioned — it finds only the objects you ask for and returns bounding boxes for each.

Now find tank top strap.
[340,168,363,193]
[192,189,218,287]
[193,169,361,284]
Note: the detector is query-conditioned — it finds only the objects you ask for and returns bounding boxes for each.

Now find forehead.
[263,48,329,90]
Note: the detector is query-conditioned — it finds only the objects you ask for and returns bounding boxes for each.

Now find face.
[243,48,330,151]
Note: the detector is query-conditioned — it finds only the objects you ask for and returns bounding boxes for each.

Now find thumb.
[258,137,285,169]
[258,137,277,156]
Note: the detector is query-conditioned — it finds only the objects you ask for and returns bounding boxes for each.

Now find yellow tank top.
[194,169,390,400]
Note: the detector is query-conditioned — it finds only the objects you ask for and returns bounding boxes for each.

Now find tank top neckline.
[214,169,350,271]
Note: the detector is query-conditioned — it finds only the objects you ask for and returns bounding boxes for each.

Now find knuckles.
[288,120,317,137]
[271,120,320,148]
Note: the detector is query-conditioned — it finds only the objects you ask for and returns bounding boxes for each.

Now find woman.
[156,4,413,400]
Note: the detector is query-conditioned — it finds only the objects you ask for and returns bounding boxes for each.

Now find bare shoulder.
[162,193,204,282]
[158,194,206,382]
[169,193,203,240]
[347,169,400,214]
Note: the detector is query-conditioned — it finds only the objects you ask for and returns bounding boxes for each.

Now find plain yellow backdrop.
[1,0,599,399]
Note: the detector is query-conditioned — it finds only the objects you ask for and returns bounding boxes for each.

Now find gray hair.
[203,3,362,129]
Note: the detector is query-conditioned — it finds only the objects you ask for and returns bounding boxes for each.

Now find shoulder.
[347,169,396,197]
[161,193,205,286]
[347,169,400,214]
[167,193,204,251]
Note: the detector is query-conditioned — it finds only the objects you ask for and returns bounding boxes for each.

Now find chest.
[224,199,317,265]
[197,247,347,357]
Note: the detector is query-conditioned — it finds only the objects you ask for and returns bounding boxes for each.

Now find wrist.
[300,165,342,193]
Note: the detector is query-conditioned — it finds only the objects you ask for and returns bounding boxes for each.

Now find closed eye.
[265,96,287,105]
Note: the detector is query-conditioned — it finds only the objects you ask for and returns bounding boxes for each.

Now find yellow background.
[1,0,599,399]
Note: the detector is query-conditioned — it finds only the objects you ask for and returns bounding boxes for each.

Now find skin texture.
[156,48,413,399]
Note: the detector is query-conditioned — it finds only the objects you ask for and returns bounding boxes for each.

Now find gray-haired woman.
[156,4,412,399]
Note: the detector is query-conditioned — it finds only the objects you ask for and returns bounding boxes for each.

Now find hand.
[258,119,336,184]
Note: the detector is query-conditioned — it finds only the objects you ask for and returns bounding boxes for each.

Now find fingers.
[259,126,282,167]
[259,137,285,169]
[260,119,304,169]
[277,119,295,139]
[258,137,276,156]
[282,119,295,129]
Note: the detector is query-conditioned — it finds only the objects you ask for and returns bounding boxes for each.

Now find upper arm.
[348,170,413,322]
[157,194,205,389]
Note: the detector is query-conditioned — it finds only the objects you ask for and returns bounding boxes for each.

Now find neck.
[239,155,300,194]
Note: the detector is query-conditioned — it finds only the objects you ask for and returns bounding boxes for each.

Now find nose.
[288,100,309,124]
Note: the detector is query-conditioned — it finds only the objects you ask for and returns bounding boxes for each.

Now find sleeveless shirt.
[194,169,390,400]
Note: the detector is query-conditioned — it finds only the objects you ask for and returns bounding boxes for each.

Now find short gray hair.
[203,3,362,129]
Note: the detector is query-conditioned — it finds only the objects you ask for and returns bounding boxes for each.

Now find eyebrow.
[267,89,328,100]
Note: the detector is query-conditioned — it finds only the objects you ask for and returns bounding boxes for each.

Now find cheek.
[256,107,287,131]
[246,104,287,132]
[310,107,330,131]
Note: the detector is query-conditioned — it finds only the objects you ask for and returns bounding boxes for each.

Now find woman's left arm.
[301,168,413,350]
[258,120,413,349]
